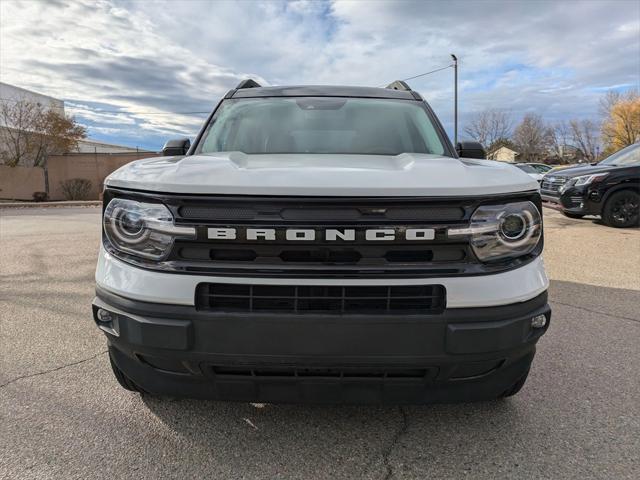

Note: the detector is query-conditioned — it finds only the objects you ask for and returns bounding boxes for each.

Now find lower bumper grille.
[568,196,584,207]
[541,177,567,193]
[210,365,435,380]
[195,283,446,314]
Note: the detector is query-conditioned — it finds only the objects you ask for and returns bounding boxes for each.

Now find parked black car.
[541,143,639,227]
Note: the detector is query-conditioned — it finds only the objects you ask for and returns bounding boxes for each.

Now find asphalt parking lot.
[1,206,639,480]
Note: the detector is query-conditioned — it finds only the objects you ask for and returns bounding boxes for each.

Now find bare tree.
[599,90,622,118]
[569,119,600,162]
[512,113,549,161]
[547,121,571,160]
[0,97,86,167]
[463,109,513,149]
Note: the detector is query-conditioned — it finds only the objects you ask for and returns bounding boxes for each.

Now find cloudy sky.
[1,0,638,151]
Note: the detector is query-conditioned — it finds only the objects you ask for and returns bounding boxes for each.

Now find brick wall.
[0,164,45,200]
[0,151,158,201]
[46,152,157,200]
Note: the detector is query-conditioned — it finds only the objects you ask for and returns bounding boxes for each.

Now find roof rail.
[385,80,412,91]
[236,79,262,89]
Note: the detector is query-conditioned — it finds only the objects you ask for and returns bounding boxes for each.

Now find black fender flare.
[600,180,640,208]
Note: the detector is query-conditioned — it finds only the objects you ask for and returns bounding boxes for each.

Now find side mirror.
[456,141,486,159]
[162,138,191,156]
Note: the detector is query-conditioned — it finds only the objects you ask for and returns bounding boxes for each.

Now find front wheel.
[562,212,584,219]
[602,190,639,228]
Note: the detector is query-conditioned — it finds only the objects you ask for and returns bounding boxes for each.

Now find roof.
[488,145,519,155]
[231,85,418,100]
[0,81,62,104]
[75,139,154,153]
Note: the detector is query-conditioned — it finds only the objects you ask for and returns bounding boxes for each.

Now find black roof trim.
[231,85,417,100]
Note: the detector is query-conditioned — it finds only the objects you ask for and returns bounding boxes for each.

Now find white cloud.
[1,0,638,148]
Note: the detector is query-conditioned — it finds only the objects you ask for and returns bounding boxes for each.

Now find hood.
[549,163,621,178]
[105,152,539,196]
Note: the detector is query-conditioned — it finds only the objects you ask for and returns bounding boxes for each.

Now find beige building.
[0,82,65,119]
[487,146,520,163]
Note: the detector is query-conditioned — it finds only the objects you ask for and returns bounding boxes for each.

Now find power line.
[377,64,454,88]
[401,64,453,82]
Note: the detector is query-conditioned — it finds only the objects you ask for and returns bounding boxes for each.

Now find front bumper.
[96,246,549,308]
[94,287,550,404]
[542,187,601,216]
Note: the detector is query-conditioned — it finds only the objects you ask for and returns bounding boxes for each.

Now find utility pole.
[451,54,458,146]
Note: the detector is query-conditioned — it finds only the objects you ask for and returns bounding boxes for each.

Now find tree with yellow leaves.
[600,90,640,156]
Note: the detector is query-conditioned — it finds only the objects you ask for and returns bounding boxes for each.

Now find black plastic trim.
[96,285,548,323]
[95,289,549,403]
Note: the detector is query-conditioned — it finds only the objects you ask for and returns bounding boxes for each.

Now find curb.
[0,200,101,209]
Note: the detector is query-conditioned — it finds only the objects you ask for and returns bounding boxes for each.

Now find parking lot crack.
[552,301,640,325]
[381,406,409,480]
[0,350,108,388]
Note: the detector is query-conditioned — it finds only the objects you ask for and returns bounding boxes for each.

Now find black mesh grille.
[385,206,464,220]
[180,206,257,220]
[179,204,465,222]
[280,208,362,221]
[195,283,446,314]
[176,243,467,264]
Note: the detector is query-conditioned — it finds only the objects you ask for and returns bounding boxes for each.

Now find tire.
[500,370,530,398]
[109,352,145,393]
[602,190,640,228]
[562,212,584,219]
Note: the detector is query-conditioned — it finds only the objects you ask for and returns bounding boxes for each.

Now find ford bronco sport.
[93,80,550,404]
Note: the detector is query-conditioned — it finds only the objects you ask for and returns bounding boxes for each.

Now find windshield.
[530,164,552,173]
[515,164,538,173]
[600,143,640,166]
[197,97,448,156]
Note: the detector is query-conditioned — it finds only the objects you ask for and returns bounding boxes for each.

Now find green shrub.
[32,191,49,202]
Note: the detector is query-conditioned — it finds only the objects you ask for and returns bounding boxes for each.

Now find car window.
[197,97,448,156]
[531,164,551,173]
[599,143,640,166]
[515,164,537,173]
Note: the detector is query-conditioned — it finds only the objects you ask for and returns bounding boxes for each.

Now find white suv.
[93,80,550,404]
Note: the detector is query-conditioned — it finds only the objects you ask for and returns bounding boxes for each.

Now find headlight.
[104,198,195,260]
[448,201,542,262]
[573,173,609,186]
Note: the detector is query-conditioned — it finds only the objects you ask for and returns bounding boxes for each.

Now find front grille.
[104,190,542,277]
[176,243,467,265]
[568,196,584,208]
[195,283,446,314]
[541,176,567,193]
[179,205,465,222]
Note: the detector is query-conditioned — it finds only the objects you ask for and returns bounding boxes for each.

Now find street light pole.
[451,54,458,146]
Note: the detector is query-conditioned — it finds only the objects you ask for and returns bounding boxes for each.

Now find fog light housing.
[531,314,547,329]
[96,308,113,323]
[95,308,120,336]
